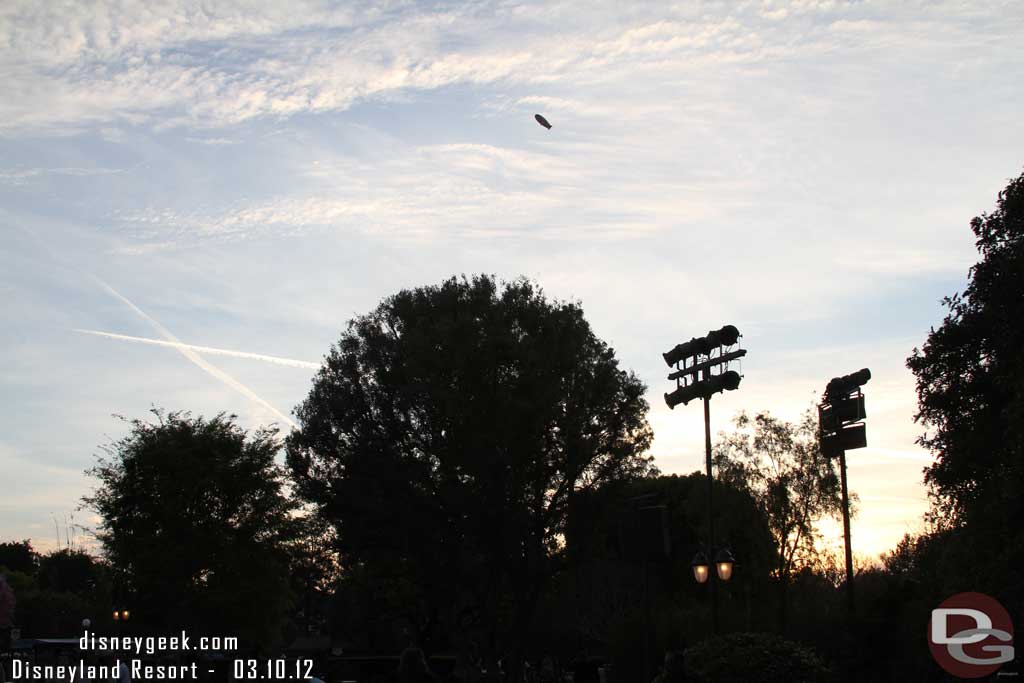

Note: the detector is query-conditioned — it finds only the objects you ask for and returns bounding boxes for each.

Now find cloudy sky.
[2,0,1022,560]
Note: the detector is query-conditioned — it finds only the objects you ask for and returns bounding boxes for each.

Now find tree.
[712,410,844,629]
[0,574,14,627]
[38,549,102,594]
[714,411,843,581]
[287,275,655,680]
[83,410,298,649]
[684,632,829,683]
[0,540,37,576]
[0,546,113,637]
[902,169,1024,625]
[558,474,776,674]
[906,169,1024,528]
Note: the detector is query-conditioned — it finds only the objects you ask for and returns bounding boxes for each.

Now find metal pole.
[643,558,651,683]
[703,375,718,634]
[838,449,855,617]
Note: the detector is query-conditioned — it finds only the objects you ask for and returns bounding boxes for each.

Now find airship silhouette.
[534,114,552,130]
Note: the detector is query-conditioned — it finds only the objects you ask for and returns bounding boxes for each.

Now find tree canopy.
[899,170,1024,627]
[0,540,115,638]
[286,275,655,674]
[83,410,298,649]
[713,410,843,582]
[0,574,14,628]
[906,169,1024,528]
[37,549,101,595]
[0,541,37,576]
[556,473,775,669]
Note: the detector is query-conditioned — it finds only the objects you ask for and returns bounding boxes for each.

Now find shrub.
[685,632,830,683]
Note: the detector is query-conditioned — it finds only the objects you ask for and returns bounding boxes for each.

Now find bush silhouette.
[685,632,829,683]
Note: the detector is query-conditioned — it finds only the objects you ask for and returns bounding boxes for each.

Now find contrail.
[73,328,320,370]
[89,276,299,429]
[5,226,302,429]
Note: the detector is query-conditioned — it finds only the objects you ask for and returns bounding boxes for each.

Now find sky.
[2,0,1022,561]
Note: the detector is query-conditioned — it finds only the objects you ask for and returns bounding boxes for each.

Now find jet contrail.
[89,276,299,429]
[73,328,320,370]
[5,227,302,429]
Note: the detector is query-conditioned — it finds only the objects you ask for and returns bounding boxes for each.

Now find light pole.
[662,325,746,633]
[818,368,871,618]
[690,546,735,633]
[619,494,670,683]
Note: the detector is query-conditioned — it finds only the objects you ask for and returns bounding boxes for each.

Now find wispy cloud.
[183,136,239,146]
[4,1,1015,133]
[106,136,727,248]
[0,166,125,185]
[89,276,298,428]
[73,328,320,369]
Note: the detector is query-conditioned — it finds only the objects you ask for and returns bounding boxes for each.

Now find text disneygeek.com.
[80,630,239,655]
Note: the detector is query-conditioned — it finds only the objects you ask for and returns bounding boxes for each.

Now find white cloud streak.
[3,1,1017,133]
[89,276,298,428]
[73,328,321,369]
[0,166,125,185]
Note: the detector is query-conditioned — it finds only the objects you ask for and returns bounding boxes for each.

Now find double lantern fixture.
[690,547,735,584]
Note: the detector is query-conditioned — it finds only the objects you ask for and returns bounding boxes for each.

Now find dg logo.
[929,592,1015,678]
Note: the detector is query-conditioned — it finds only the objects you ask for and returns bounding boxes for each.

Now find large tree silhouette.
[0,574,14,628]
[286,275,655,679]
[84,410,298,649]
[907,170,1024,528]
[0,541,37,576]
[903,169,1024,614]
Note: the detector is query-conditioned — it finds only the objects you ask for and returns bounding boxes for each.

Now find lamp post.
[691,547,735,631]
[663,325,745,633]
[619,494,670,683]
[112,608,129,636]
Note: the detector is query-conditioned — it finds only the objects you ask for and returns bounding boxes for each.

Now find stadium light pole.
[818,368,871,618]
[663,325,746,633]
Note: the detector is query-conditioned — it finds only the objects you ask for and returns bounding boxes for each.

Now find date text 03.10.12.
[232,659,315,680]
